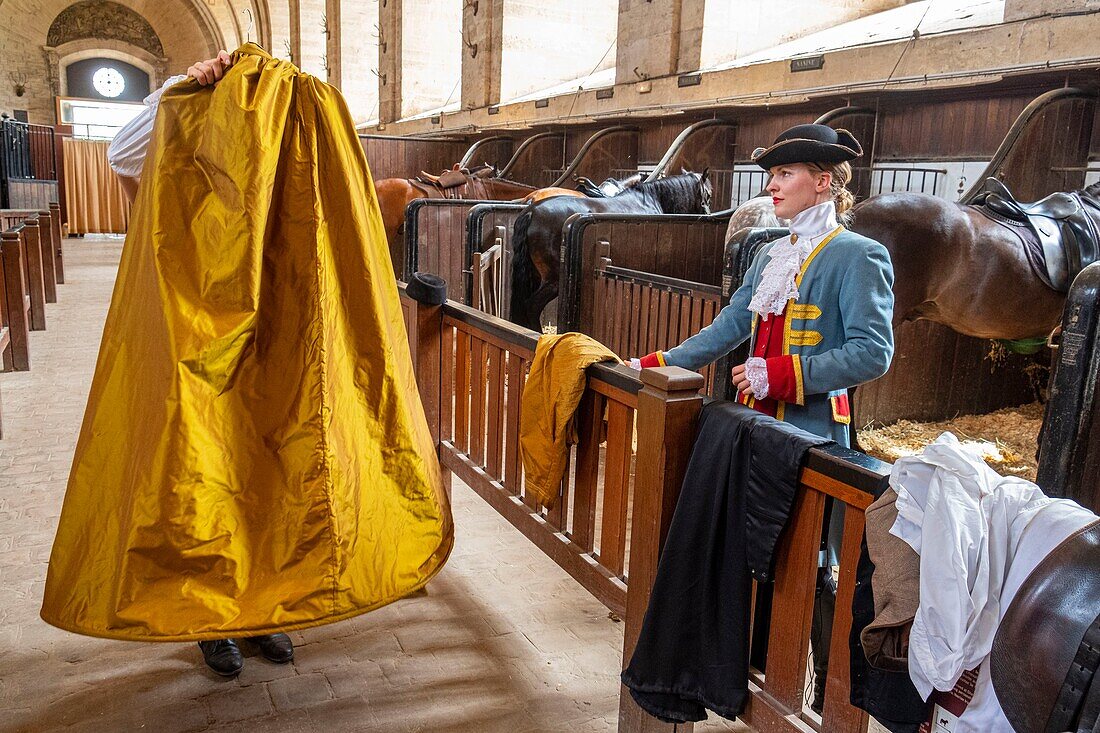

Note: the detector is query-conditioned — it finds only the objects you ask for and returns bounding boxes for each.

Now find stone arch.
[47,1,165,57]
[51,39,165,96]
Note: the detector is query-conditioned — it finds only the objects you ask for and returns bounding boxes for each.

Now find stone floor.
[0,237,749,733]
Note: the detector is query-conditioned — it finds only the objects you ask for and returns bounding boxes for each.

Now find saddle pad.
[974,206,1066,291]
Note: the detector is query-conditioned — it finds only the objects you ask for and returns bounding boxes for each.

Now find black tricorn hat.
[751,124,863,170]
[406,272,447,305]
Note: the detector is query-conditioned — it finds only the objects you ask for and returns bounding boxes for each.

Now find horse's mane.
[633,172,702,205]
[633,171,699,192]
[1082,180,1100,201]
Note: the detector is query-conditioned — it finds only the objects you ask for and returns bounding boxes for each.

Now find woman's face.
[766,163,831,220]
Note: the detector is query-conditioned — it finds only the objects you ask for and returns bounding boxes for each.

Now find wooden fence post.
[619,366,705,733]
[49,201,64,284]
[1,232,30,370]
[402,286,449,494]
[20,219,46,331]
[37,209,57,303]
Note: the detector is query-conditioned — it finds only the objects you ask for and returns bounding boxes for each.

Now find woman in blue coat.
[634,123,895,712]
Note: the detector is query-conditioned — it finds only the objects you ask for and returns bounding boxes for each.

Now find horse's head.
[1081,180,1100,210]
[698,168,713,213]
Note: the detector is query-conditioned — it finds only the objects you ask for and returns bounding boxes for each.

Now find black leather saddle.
[573,176,609,197]
[991,520,1100,733]
[971,178,1100,292]
[573,174,641,198]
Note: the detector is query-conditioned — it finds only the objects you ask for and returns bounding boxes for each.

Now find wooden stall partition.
[877,91,1031,166]
[0,210,36,232]
[956,87,1098,202]
[404,198,486,298]
[359,134,470,182]
[459,136,515,171]
[467,202,526,318]
[403,293,643,615]
[551,126,640,188]
[558,211,732,393]
[497,132,567,188]
[647,120,738,179]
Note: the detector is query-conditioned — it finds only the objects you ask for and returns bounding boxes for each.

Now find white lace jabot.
[747,200,840,319]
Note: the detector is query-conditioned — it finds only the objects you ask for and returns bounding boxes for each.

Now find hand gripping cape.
[40,45,453,641]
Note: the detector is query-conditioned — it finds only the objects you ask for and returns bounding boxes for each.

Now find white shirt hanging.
[747,200,839,320]
[889,432,1097,732]
[106,74,187,179]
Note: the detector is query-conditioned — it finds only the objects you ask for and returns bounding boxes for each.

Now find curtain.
[63,138,130,234]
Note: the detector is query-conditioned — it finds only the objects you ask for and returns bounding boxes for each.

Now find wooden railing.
[400,285,890,733]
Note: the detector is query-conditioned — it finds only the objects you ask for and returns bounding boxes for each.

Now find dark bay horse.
[850,181,1100,341]
[510,171,712,331]
[374,165,537,258]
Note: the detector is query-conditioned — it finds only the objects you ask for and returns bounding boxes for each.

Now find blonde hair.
[808,160,855,216]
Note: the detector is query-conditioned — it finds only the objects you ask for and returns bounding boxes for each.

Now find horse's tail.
[509,207,540,327]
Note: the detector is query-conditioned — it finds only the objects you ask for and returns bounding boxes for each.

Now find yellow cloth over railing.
[41,45,453,641]
[519,333,620,508]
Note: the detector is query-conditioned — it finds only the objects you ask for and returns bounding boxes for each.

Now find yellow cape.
[41,45,453,641]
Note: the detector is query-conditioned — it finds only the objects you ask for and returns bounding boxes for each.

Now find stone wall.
[0,0,220,124]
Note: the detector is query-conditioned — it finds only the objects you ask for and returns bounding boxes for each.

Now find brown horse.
[849,182,1100,341]
[373,166,537,263]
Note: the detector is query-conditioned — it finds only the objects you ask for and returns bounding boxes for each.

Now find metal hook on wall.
[242,8,255,43]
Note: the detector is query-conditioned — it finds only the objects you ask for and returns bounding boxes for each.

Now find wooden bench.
[0,216,38,372]
[0,208,59,328]
[401,287,890,733]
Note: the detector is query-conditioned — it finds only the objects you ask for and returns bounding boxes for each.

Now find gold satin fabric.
[519,333,619,507]
[63,137,131,234]
[41,45,453,642]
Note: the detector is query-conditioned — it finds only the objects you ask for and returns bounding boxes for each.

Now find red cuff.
[765,355,804,404]
[638,352,666,369]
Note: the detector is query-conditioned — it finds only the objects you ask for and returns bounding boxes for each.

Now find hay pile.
[858,402,1045,481]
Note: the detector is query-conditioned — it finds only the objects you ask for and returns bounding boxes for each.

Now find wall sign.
[790,55,825,72]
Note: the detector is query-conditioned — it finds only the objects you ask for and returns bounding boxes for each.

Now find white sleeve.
[107,74,187,179]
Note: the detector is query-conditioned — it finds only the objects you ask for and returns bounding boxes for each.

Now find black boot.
[246,633,294,663]
[198,638,244,676]
[810,566,837,715]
